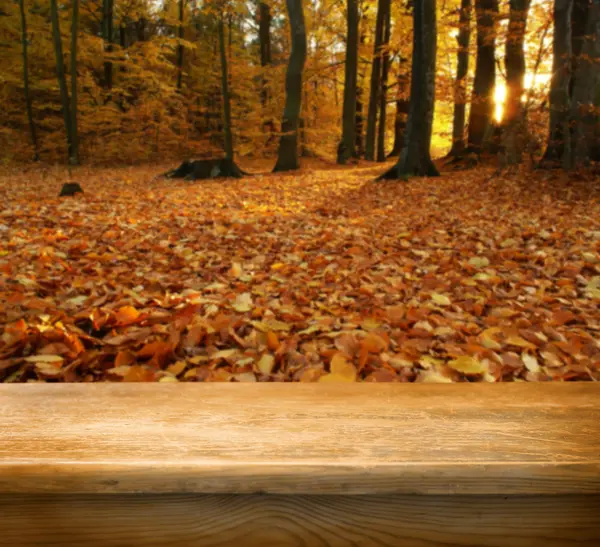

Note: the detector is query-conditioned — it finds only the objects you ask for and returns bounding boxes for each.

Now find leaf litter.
[0,162,599,383]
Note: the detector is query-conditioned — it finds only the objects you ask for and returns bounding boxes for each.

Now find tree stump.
[59,183,84,197]
[164,159,249,181]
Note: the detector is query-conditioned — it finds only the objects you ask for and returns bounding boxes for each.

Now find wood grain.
[1,384,599,495]
[2,493,599,547]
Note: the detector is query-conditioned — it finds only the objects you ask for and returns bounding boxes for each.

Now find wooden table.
[1,383,599,546]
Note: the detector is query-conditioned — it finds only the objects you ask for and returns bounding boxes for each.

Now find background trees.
[0,0,597,175]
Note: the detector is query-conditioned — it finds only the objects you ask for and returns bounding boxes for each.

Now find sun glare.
[494,84,506,123]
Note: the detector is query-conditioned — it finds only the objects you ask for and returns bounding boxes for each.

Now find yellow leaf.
[522,353,540,373]
[34,362,63,377]
[360,317,381,331]
[469,256,490,268]
[167,360,187,377]
[159,376,179,382]
[505,335,536,349]
[448,356,487,375]
[480,327,502,350]
[319,353,357,382]
[431,293,451,306]
[257,353,275,375]
[232,292,253,312]
[420,370,453,383]
[25,354,64,363]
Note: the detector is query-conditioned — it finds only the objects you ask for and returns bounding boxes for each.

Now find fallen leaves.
[0,163,599,382]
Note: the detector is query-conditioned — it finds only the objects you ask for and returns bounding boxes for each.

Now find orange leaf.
[266,331,279,351]
[123,365,155,382]
[115,350,136,367]
[114,305,141,325]
[362,332,388,353]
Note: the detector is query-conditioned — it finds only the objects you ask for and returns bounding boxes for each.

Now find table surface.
[1,383,599,495]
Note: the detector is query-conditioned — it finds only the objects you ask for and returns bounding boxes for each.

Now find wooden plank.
[2,493,599,547]
[1,384,599,495]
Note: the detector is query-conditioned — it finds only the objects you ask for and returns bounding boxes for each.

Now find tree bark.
[18,0,39,161]
[258,3,275,141]
[218,14,234,161]
[102,0,114,91]
[540,0,574,167]
[70,0,80,165]
[176,0,184,90]
[448,0,471,157]
[467,0,498,153]
[355,8,367,158]
[387,60,410,158]
[273,0,307,172]
[568,0,600,167]
[501,0,531,165]
[376,0,391,162]
[365,0,387,160]
[337,0,359,164]
[50,0,74,163]
[378,0,439,179]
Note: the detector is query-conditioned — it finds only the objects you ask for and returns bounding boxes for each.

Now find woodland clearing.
[1,160,599,383]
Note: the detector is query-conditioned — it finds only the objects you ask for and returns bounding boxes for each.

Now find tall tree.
[176,0,184,90]
[540,0,573,167]
[50,0,75,164]
[103,0,114,91]
[218,12,233,161]
[568,0,600,167]
[376,1,391,162]
[448,0,471,157]
[379,0,439,179]
[18,0,39,161]
[467,0,498,153]
[388,60,410,158]
[273,0,307,172]
[70,0,80,165]
[365,0,388,160]
[337,0,359,164]
[501,0,531,165]
[258,2,275,141]
[355,5,368,158]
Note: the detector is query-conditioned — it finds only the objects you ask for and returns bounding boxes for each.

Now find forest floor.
[1,159,599,383]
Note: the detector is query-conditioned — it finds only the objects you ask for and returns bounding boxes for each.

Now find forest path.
[0,163,599,382]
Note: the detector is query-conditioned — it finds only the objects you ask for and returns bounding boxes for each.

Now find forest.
[0,0,599,382]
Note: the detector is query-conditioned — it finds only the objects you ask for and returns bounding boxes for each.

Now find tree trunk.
[365,0,387,160]
[259,2,272,98]
[70,0,80,165]
[379,0,439,179]
[448,0,471,157]
[387,61,410,158]
[102,0,114,91]
[18,0,39,161]
[467,0,498,154]
[273,0,307,172]
[258,2,274,141]
[337,0,359,164]
[355,9,367,157]
[376,0,391,162]
[137,18,146,42]
[568,0,600,167]
[50,0,73,163]
[176,0,184,90]
[501,0,531,165]
[218,14,234,161]
[540,0,573,167]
